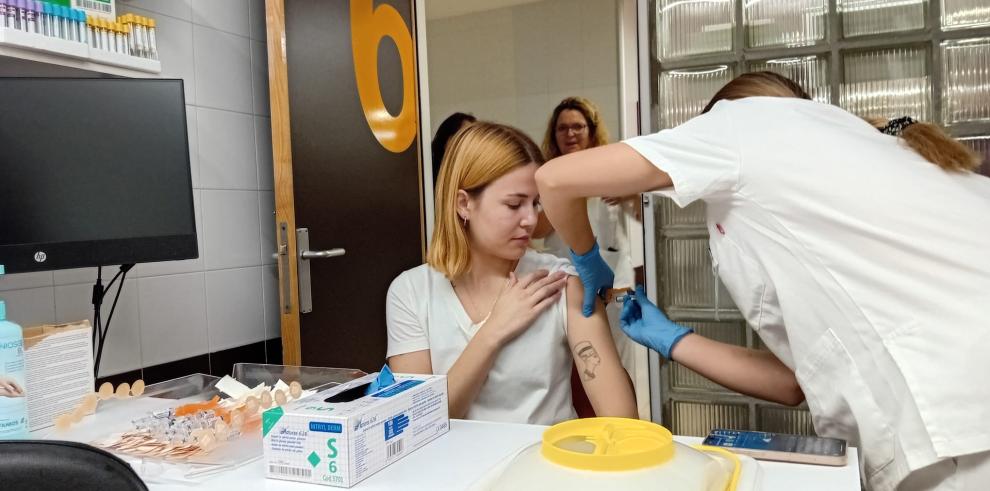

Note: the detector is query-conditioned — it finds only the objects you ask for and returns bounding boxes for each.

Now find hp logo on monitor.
[34,251,47,263]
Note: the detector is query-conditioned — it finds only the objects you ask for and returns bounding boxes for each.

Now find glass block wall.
[647,0,990,435]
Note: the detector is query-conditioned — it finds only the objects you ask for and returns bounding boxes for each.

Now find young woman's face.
[554,109,591,155]
[460,163,541,261]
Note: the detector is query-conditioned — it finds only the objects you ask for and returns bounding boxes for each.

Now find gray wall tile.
[202,190,262,270]
[55,282,142,376]
[255,116,274,191]
[192,0,251,38]
[0,287,55,327]
[138,272,208,366]
[261,265,279,339]
[118,0,192,21]
[205,266,264,351]
[198,107,258,190]
[0,272,53,292]
[194,25,253,114]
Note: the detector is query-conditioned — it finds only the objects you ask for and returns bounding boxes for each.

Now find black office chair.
[0,440,147,491]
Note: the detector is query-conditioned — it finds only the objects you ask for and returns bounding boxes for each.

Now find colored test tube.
[13,0,24,31]
[146,17,157,60]
[6,0,18,31]
[24,0,37,33]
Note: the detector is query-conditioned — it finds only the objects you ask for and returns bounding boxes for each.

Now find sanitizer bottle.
[0,299,29,439]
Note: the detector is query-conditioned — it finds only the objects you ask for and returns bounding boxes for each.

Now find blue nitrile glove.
[364,364,396,395]
[569,240,615,317]
[620,285,694,359]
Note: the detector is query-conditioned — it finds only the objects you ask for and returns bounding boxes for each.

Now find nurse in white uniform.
[535,72,990,490]
[386,121,637,425]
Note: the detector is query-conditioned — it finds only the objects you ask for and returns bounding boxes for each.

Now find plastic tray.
[42,365,367,484]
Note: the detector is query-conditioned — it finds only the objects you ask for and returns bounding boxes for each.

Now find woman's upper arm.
[385,272,432,372]
[388,350,433,375]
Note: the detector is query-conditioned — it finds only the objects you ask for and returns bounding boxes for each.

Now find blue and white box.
[261,372,449,487]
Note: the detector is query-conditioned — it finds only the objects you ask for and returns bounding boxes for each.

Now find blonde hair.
[428,121,544,278]
[708,72,980,173]
[542,96,610,159]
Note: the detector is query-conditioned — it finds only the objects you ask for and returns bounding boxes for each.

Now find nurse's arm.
[536,143,671,254]
[565,277,638,418]
[671,335,806,406]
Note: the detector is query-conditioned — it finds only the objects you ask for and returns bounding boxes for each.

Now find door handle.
[296,228,343,314]
[300,248,346,260]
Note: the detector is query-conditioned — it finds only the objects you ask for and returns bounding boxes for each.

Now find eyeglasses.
[555,123,588,135]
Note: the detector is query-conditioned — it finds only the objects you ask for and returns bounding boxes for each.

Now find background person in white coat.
[535,72,990,491]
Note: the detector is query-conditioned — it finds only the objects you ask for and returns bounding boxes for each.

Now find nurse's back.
[727,97,990,333]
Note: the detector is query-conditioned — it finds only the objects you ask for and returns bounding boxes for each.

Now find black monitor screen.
[0,78,197,273]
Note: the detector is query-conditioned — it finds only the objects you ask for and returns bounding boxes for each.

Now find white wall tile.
[201,190,262,270]
[261,265,279,339]
[255,116,273,191]
[194,25,253,114]
[581,85,621,141]
[132,190,205,278]
[53,268,99,286]
[259,191,275,265]
[249,0,266,41]
[580,0,618,88]
[54,282,142,376]
[427,0,621,150]
[0,271,52,292]
[251,40,269,116]
[186,105,200,189]
[515,93,551,144]
[205,266,264,351]
[197,107,258,190]
[120,5,197,105]
[510,5,549,97]
[138,272,208,366]
[192,0,251,38]
[118,0,192,21]
[0,287,55,327]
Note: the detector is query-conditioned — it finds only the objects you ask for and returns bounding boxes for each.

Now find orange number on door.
[350,0,417,153]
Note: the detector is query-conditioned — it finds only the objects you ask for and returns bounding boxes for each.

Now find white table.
[137,419,859,490]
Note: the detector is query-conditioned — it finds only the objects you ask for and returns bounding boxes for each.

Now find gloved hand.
[620,285,694,359]
[568,241,614,317]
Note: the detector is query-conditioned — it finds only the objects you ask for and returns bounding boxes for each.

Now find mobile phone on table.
[702,429,848,466]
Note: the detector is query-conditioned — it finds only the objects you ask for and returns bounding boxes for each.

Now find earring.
[461,215,468,227]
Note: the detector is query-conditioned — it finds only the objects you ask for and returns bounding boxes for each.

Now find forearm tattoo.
[574,341,602,381]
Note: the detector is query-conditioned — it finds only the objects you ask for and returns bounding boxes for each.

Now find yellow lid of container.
[541,418,674,472]
[477,418,744,491]
[148,18,156,28]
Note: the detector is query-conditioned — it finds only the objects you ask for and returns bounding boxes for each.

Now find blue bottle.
[0,299,29,439]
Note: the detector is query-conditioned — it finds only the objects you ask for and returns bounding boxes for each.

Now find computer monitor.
[0,77,197,273]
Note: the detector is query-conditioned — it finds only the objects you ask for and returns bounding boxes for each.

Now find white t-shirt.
[385,249,578,425]
[625,97,990,491]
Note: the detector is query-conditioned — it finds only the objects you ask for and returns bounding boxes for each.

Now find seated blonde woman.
[386,121,636,424]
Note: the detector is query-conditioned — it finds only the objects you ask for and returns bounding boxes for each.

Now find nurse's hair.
[705,72,980,173]
[542,96,610,159]
[865,117,980,173]
[429,121,544,278]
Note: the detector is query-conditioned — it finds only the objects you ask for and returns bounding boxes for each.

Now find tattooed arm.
[565,276,638,418]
